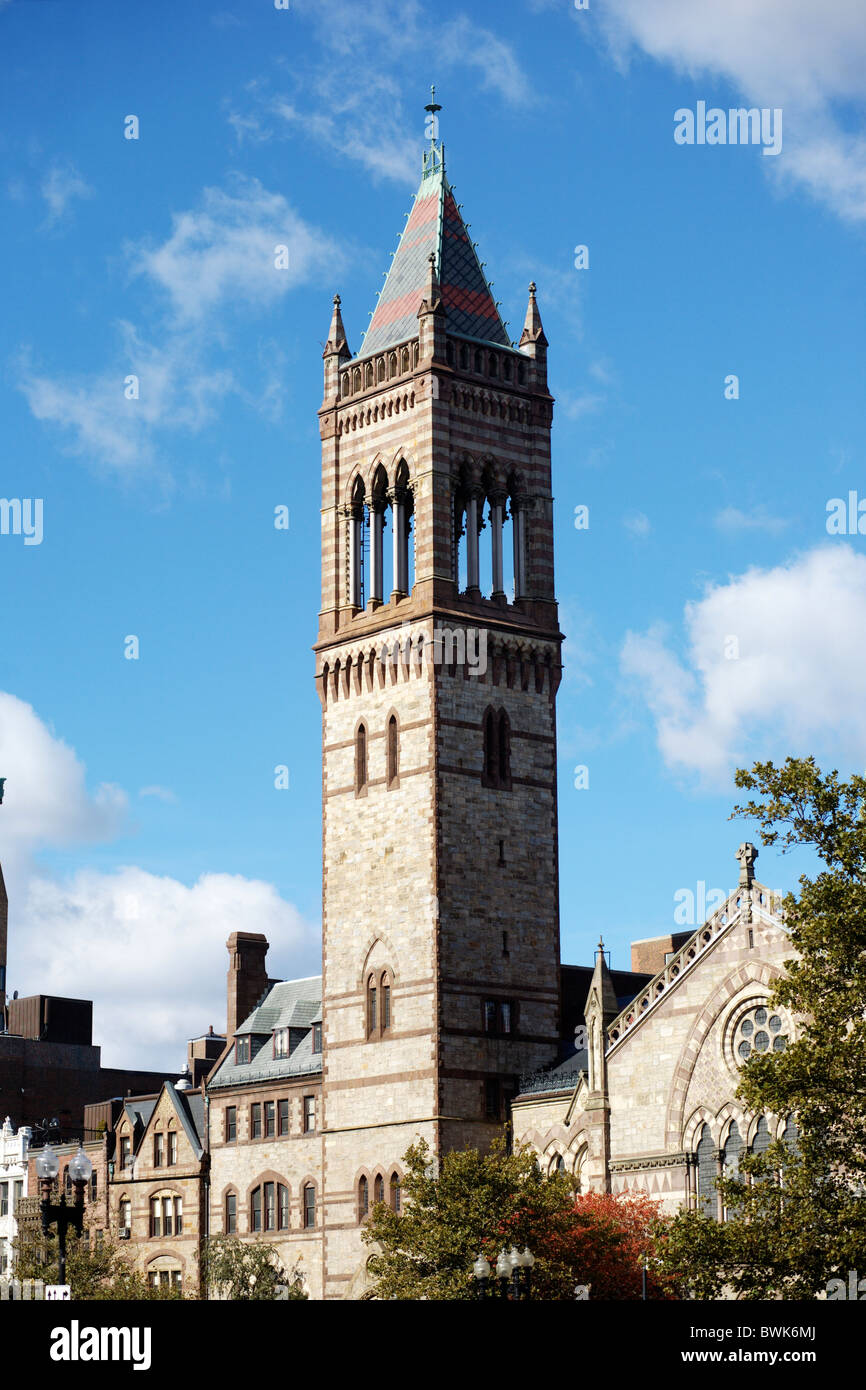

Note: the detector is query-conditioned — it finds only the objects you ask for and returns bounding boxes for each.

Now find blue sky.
[0,0,864,1069]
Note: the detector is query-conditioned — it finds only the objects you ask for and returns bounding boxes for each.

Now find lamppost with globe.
[473,1246,535,1299]
[34,1143,93,1286]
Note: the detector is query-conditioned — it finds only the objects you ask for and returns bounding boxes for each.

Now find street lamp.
[35,1144,92,1285]
[472,1245,535,1300]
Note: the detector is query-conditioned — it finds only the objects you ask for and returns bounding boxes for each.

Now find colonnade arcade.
[345,456,528,610]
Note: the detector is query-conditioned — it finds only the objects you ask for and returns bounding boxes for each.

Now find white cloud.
[714,506,790,535]
[129,176,343,324]
[230,1,534,184]
[139,785,176,803]
[19,178,342,474]
[0,694,319,1070]
[0,693,125,884]
[620,544,866,785]
[623,511,651,536]
[598,0,866,222]
[17,867,320,1070]
[40,164,93,226]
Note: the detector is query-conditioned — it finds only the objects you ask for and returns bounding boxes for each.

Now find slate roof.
[207,975,323,1090]
[357,145,511,359]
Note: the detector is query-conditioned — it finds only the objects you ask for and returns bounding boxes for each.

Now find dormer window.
[274,1027,289,1058]
[235,1036,251,1065]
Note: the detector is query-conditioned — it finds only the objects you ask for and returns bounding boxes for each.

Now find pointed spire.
[519,281,548,348]
[323,293,349,359]
[590,937,620,1020]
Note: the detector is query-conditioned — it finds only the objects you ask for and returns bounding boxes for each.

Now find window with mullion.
[168,1131,177,1166]
[251,1186,262,1232]
[264,1181,276,1231]
[162,1196,173,1237]
[225,1106,237,1143]
[278,1185,289,1231]
[225,1192,237,1234]
[303,1184,316,1229]
[251,1103,262,1139]
[265,1101,276,1138]
[149,1198,161,1238]
[278,1098,289,1136]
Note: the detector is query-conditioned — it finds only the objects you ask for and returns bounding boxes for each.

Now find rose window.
[735,1005,788,1063]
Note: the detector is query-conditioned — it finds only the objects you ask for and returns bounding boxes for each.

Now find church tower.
[316,116,563,1296]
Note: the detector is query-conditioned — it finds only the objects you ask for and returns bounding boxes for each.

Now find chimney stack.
[226,933,269,1039]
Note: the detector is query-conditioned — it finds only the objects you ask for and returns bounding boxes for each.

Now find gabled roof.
[207,975,323,1090]
[357,144,511,359]
[125,1082,205,1161]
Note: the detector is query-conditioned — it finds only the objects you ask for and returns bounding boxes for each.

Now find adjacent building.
[0,1116,28,1278]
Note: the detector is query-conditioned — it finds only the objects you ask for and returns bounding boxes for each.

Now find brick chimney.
[226,933,269,1039]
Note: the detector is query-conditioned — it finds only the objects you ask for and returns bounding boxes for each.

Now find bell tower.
[316,116,563,1296]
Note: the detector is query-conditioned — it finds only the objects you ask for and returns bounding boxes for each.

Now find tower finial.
[423,85,443,176]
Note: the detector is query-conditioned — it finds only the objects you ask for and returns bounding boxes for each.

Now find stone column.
[490,490,506,598]
[465,488,482,596]
[346,506,363,610]
[369,499,384,606]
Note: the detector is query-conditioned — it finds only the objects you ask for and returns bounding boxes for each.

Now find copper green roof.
[357,144,511,359]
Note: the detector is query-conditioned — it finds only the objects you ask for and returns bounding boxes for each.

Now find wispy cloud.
[139,785,177,803]
[597,0,866,223]
[227,0,535,184]
[623,511,651,537]
[714,506,790,535]
[40,163,93,227]
[18,177,345,476]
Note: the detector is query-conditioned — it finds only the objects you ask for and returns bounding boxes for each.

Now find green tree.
[14,1220,183,1300]
[661,757,866,1298]
[200,1234,306,1300]
[362,1137,671,1300]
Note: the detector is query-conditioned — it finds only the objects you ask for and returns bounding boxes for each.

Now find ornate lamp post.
[35,1144,92,1285]
[473,1245,535,1300]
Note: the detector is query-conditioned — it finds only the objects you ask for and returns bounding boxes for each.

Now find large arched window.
[751,1116,771,1157]
[355,723,368,795]
[387,715,399,787]
[696,1124,717,1219]
[358,1175,369,1223]
[722,1122,743,1220]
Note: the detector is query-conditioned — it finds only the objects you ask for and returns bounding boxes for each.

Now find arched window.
[573,1146,587,1194]
[484,709,497,783]
[782,1117,799,1153]
[349,477,365,609]
[390,460,413,598]
[355,724,368,794]
[390,1172,401,1214]
[751,1116,771,1156]
[696,1124,717,1219]
[358,1176,369,1223]
[483,709,510,788]
[387,715,399,786]
[302,1184,316,1229]
[224,1191,237,1234]
[374,1174,384,1206]
[722,1122,743,1220]
[498,709,510,784]
[367,969,392,1039]
[367,975,377,1037]
[250,1186,262,1233]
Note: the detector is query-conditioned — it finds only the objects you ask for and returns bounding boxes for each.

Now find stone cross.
[736,841,758,887]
